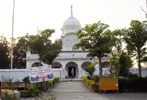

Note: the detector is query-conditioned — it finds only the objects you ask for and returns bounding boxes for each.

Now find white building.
[24,5,110,79]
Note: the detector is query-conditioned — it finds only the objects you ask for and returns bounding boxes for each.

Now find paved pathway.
[22,81,147,100]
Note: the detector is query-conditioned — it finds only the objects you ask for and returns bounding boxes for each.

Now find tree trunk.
[98,56,102,78]
[137,50,141,77]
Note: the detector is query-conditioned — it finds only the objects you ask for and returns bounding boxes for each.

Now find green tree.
[18,29,55,66]
[0,35,10,69]
[112,29,124,52]
[122,20,147,77]
[109,52,120,77]
[119,51,132,78]
[54,39,62,48]
[141,56,147,62]
[73,21,115,77]
[13,40,26,69]
[42,41,62,65]
[83,62,98,78]
[109,51,132,78]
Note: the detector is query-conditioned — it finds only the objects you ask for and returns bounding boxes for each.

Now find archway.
[31,62,43,67]
[101,61,110,68]
[66,62,78,78]
[81,61,91,68]
[51,62,62,68]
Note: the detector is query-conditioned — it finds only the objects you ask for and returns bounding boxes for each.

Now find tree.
[42,40,62,65]
[0,35,10,69]
[109,51,132,78]
[112,29,124,52]
[119,51,132,78]
[18,29,55,66]
[122,20,147,77]
[13,40,26,69]
[73,21,115,77]
[83,62,98,78]
[54,39,62,48]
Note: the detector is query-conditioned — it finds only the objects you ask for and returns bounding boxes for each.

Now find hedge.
[20,90,32,97]
[46,77,60,90]
[82,76,99,91]
[119,77,147,92]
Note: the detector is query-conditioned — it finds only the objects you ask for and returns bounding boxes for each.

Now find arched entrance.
[32,62,43,67]
[101,61,110,68]
[66,62,78,78]
[81,61,91,68]
[52,62,62,68]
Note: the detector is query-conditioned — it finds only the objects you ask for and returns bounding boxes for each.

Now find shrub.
[20,90,32,97]
[82,76,88,83]
[82,76,99,92]
[46,81,50,90]
[29,84,41,96]
[49,81,53,87]
[22,76,30,83]
[128,72,138,78]
[83,62,98,77]
[93,75,100,82]
[90,82,99,92]
[119,77,147,92]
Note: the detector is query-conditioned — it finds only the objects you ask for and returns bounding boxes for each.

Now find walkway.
[22,81,147,100]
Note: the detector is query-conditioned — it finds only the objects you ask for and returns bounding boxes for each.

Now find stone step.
[60,79,82,82]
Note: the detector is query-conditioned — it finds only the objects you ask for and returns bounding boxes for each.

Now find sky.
[0,0,146,42]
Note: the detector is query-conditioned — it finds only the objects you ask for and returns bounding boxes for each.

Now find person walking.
[71,68,74,78]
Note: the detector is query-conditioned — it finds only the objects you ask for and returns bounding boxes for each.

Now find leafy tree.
[119,51,132,78]
[141,56,147,62]
[13,40,26,69]
[73,21,115,77]
[109,52,120,77]
[112,29,124,52]
[18,29,55,66]
[122,20,147,77]
[109,51,132,78]
[42,41,62,65]
[83,62,98,78]
[0,35,10,69]
[54,39,62,48]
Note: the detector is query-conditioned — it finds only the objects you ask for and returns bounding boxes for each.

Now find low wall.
[0,69,61,82]
[0,69,29,82]
[81,68,147,77]
[0,68,146,82]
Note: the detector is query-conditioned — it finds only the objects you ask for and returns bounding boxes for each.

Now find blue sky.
[0,0,146,42]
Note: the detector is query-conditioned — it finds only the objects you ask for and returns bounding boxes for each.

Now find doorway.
[68,67,76,77]
[66,62,78,78]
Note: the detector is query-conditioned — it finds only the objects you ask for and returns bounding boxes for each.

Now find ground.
[22,81,147,100]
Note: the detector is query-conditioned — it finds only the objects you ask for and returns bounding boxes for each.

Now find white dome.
[62,14,81,34]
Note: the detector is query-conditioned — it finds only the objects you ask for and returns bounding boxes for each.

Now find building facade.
[24,5,110,79]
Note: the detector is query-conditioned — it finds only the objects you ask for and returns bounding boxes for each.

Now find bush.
[20,90,32,97]
[83,62,98,77]
[29,84,41,96]
[128,72,138,78]
[82,76,88,83]
[22,76,30,83]
[54,77,60,82]
[119,77,147,92]
[46,81,50,90]
[49,81,53,87]
[93,75,100,82]
[82,76,99,91]
[90,82,99,92]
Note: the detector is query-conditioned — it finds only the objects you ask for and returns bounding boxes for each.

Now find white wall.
[0,69,29,82]
[0,69,61,82]
[0,68,147,82]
